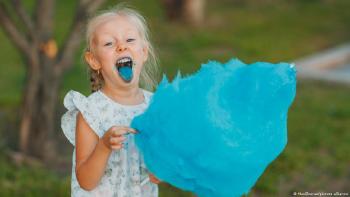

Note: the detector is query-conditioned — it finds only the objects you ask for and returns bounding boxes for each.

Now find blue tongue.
[118,66,133,82]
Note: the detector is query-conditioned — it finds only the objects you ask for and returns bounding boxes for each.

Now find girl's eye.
[104,42,113,46]
[127,38,135,42]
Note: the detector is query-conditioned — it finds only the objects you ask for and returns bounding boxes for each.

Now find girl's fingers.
[127,127,137,134]
[109,136,125,145]
[111,126,137,136]
[111,144,122,150]
[120,126,137,134]
[111,127,128,136]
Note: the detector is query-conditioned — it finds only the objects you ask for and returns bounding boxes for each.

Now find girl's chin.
[116,76,139,87]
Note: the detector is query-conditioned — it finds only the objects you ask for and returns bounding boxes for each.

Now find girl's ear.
[142,43,149,63]
[85,51,101,70]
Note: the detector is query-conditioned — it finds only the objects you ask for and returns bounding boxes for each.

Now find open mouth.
[115,56,133,83]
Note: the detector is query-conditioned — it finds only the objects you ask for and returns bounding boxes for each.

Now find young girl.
[61,5,160,196]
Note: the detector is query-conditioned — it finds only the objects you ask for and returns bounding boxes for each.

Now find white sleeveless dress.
[61,89,158,197]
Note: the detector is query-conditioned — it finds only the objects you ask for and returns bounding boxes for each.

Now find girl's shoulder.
[141,88,153,97]
[63,90,109,108]
[61,90,105,146]
[62,90,98,106]
[86,90,106,104]
[140,88,154,105]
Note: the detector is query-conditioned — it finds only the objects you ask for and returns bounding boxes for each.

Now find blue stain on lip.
[118,66,133,82]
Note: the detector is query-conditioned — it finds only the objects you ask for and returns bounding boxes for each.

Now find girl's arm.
[75,112,136,190]
[75,112,111,190]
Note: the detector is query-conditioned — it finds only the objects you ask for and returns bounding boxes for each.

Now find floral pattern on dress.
[61,89,158,197]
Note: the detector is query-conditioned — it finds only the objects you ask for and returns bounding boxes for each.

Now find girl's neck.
[100,83,144,105]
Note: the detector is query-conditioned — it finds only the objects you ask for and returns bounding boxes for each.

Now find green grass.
[252,81,350,196]
[0,0,349,196]
[0,152,70,197]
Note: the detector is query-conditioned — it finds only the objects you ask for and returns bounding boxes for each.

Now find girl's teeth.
[117,57,131,64]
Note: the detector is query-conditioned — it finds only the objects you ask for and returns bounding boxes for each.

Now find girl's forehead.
[95,15,139,37]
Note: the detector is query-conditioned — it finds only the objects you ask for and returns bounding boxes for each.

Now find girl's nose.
[116,43,127,52]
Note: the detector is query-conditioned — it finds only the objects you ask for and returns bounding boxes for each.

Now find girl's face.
[86,15,148,88]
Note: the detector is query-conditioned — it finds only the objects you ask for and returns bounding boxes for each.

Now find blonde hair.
[85,4,160,92]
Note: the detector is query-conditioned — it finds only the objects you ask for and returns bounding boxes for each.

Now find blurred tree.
[161,0,205,25]
[161,0,183,20]
[0,0,106,160]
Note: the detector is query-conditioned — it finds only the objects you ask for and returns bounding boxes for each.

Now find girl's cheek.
[100,49,114,59]
[136,47,146,62]
[135,64,144,75]
[95,51,114,66]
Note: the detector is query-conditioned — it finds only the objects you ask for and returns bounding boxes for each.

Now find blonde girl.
[61,5,160,196]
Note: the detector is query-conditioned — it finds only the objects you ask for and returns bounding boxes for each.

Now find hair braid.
[89,68,104,92]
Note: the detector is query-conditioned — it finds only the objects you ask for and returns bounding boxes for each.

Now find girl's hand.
[149,173,161,184]
[101,126,137,150]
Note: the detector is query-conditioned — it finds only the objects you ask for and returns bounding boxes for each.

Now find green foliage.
[0,153,70,197]
[252,81,350,196]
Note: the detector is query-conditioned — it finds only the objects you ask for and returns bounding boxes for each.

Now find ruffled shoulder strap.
[142,89,154,105]
[61,90,104,146]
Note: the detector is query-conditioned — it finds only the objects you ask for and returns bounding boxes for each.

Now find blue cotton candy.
[118,66,133,82]
[131,58,297,197]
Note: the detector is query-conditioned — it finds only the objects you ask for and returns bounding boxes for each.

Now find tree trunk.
[19,64,40,156]
[183,0,205,26]
[161,0,184,20]
[161,0,205,25]
[19,55,61,160]
[0,0,107,161]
